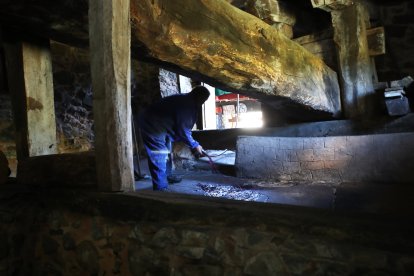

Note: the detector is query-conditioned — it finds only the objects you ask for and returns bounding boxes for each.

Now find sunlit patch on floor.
[196,183,268,202]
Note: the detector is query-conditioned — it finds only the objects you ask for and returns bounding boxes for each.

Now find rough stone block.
[243,145,262,157]
[297,149,315,162]
[237,136,249,147]
[266,171,284,180]
[262,147,275,160]
[304,138,325,149]
[324,160,349,170]
[290,170,313,181]
[324,136,347,150]
[301,161,325,170]
[285,150,299,162]
[236,133,414,183]
[346,135,374,152]
[254,137,278,148]
[313,148,335,161]
[312,169,342,182]
[239,161,261,178]
[334,149,353,161]
[274,150,288,161]
[283,162,301,173]
[279,138,304,150]
[269,160,283,170]
[262,137,280,149]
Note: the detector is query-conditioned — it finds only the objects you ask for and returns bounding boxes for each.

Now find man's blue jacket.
[139,93,200,149]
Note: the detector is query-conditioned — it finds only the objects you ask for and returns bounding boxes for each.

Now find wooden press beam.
[0,0,341,119]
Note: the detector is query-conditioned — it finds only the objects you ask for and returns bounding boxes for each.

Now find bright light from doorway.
[238,111,263,128]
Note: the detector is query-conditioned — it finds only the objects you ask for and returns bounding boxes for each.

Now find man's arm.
[176,124,199,149]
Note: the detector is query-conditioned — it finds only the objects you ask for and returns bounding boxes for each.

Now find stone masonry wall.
[0,95,16,175]
[0,189,413,275]
[51,42,95,153]
[0,42,163,172]
[236,132,414,183]
[159,68,180,98]
[373,1,414,81]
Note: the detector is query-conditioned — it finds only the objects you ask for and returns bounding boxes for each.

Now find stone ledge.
[17,151,96,187]
[1,183,413,274]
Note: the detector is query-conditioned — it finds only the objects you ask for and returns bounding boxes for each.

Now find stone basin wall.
[236,132,414,183]
[0,187,413,275]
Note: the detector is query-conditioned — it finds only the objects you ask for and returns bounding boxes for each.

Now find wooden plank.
[366,26,386,56]
[89,0,134,192]
[3,34,57,159]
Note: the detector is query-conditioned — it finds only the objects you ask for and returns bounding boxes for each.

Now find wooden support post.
[331,3,376,118]
[89,0,134,191]
[312,0,377,118]
[3,33,57,160]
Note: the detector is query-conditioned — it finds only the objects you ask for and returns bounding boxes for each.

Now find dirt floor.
[134,157,414,216]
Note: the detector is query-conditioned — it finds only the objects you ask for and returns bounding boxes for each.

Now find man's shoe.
[167,175,182,184]
[157,187,172,192]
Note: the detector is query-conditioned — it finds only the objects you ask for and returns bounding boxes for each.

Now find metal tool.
[202,149,219,173]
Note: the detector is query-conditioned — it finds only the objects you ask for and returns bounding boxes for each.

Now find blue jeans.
[140,126,171,190]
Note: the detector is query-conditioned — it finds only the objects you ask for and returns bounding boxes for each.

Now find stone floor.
[134,156,414,216]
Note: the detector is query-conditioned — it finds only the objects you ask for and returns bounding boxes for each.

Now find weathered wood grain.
[89,0,134,191]
[0,0,341,118]
[3,36,57,159]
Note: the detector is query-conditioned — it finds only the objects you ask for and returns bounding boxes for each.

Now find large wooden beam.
[131,0,341,118]
[89,0,134,192]
[3,34,57,160]
[0,0,341,118]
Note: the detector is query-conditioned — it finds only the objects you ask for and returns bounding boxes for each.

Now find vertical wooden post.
[89,0,134,191]
[312,0,377,118]
[331,3,376,118]
[3,34,57,160]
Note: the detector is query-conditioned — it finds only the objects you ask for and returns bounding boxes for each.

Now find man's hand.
[192,145,205,158]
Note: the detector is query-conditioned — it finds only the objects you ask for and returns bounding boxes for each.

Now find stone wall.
[0,189,413,275]
[51,42,95,153]
[159,68,180,98]
[236,132,414,183]
[52,43,168,153]
[373,1,414,80]
[0,94,16,175]
[0,42,164,173]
